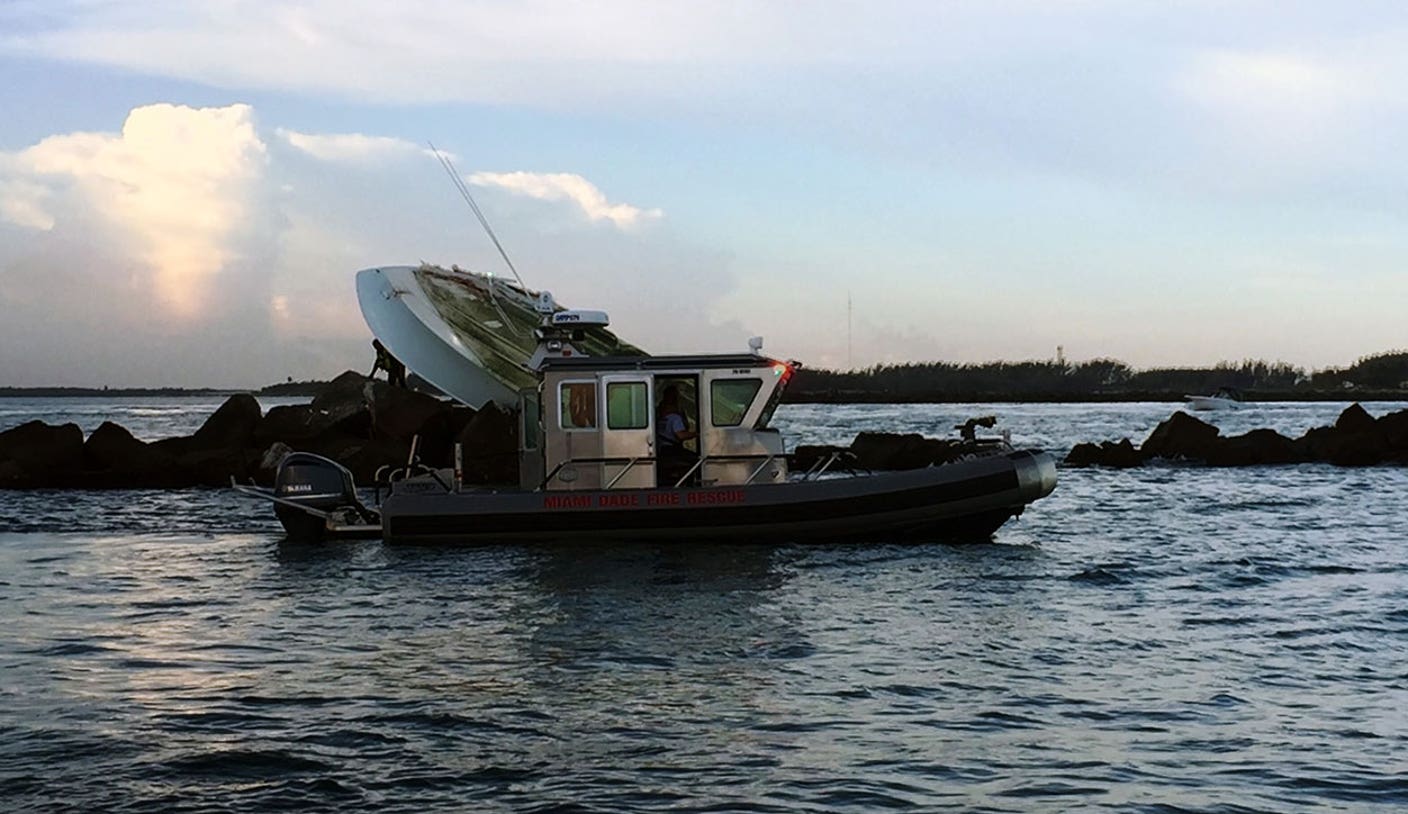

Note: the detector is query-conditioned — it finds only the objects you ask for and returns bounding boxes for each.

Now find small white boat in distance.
[1184,387,1243,411]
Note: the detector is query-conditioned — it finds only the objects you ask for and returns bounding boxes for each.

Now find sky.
[1,0,1406,387]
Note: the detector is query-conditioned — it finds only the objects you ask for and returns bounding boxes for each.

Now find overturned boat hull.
[357,265,644,408]
[377,450,1056,545]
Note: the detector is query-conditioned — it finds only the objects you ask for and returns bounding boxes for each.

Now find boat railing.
[537,453,782,491]
[801,451,845,480]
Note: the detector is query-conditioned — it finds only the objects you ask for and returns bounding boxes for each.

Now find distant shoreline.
[0,385,323,399]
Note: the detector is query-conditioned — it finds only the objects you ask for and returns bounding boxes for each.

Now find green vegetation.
[788,351,1408,402]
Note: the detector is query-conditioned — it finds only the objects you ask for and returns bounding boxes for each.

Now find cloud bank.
[276,129,426,163]
[0,104,732,385]
[469,171,662,229]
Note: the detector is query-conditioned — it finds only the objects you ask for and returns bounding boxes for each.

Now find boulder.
[178,447,259,486]
[190,394,262,451]
[1335,402,1378,435]
[456,402,519,484]
[315,436,413,484]
[849,432,956,470]
[0,421,85,479]
[254,404,328,447]
[1065,439,1141,468]
[1141,411,1220,461]
[791,444,849,472]
[310,370,374,424]
[1205,429,1301,466]
[1378,408,1408,454]
[0,459,25,487]
[83,421,172,474]
[1294,404,1388,466]
[364,380,451,442]
[412,405,478,468]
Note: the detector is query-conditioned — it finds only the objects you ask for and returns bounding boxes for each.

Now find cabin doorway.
[654,374,699,487]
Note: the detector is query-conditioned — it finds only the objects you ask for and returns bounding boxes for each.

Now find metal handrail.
[538,452,782,491]
[803,451,842,480]
[605,457,644,489]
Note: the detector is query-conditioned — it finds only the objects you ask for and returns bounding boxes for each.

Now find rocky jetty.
[0,372,504,489]
[1066,404,1408,468]
[791,431,996,473]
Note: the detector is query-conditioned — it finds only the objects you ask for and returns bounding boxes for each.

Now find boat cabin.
[518,354,795,491]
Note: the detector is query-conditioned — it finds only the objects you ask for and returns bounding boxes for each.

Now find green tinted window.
[560,381,597,429]
[711,379,762,426]
[607,382,650,429]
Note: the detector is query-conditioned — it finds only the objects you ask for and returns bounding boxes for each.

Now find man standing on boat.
[657,384,697,486]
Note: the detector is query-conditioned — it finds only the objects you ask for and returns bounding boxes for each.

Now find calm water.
[2,399,1407,812]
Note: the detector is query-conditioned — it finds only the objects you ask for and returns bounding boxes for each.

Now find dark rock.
[148,435,192,460]
[1141,411,1220,461]
[0,459,25,486]
[456,403,519,484]
[1335,403,1378,435]
[83,421,172,474]
[1295,425,1382,467]
[413,405,478,468]
[190,394,262,451]
[849,432,957,470]
[311,370,374,423]
[0,421,85,480]
[791,444,849,472]
[365,380,451,442]
[1206,429,1301,466]
[1379,408,1408,450]
[323,408,372,440]
[254,404,328,446]
[315,436,413,484]
[1064,439,1141,468]
[175,448,260,486]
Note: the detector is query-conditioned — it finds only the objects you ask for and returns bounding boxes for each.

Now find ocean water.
[2,398,1407,812]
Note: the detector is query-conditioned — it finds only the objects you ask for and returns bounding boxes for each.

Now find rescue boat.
[238,265,1057,544]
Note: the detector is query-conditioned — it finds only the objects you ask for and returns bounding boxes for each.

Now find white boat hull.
[1184,395,1240,411]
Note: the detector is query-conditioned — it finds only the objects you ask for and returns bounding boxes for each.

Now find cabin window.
[710,378,763,427]
[521,390,541,449]
[560,381,597,429]
[606,382,650,430]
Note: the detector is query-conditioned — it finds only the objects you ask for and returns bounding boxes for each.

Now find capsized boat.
[240,265,1057,543]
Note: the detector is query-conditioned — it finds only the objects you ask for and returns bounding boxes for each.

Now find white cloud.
[2,103,269,318]
[276,128,426,162]
[469,171,662,229]
[0,179,55,231]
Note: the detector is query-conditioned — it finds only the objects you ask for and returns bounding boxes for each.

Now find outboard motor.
[274,452,378,541]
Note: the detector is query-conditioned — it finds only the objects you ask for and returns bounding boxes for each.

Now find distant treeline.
[0,386,233,398]
[7,352,1408,403]
[787,351,1408,402]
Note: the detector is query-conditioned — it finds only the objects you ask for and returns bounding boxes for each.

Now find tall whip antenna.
[428,142,527,290]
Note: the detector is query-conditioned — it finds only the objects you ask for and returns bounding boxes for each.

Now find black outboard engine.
[274,452,378,541]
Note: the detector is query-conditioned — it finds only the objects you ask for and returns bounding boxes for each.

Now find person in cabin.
[656,384,697,486]
[370,339,407,388]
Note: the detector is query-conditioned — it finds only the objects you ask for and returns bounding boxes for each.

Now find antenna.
[427,142,527,290]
